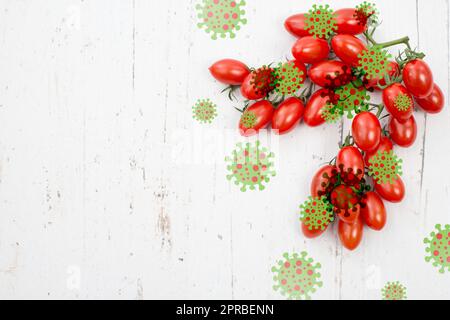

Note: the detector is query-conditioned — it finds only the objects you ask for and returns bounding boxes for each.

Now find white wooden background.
[0,0,449,300]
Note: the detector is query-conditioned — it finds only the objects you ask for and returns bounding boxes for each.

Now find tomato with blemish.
[416,84,445,114]
[339,215,364,251]
[311,165,336,197]
[239,101,274,137]
[335,8,368,35]
[272,97,305,135]
[403,59,434,98]
[389,116,417,148]
[209,59,250,85]
[292,36,330,65]
[302,222,327,239]
[240,68,273,100]
[352,112,382,152]
[382,83,414,123]
[331,34,367,67]
[309,60,353,88]
[336,146,365,180]
[364,136,394,164]
[361,191,387,231]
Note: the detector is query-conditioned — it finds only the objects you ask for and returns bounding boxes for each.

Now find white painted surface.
[0,0,449,300]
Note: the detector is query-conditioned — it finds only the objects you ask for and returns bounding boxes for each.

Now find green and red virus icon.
[304,4,337,40]
[424,224,450,274]
[225,141,276,192]
[250,66,275,97]
[382,282,407,300]
[322,102,343,123]
[299,196,334,232]
[192,99,218,124]
[357,46,391,80]
[240,111,257,129]
[272,61,305,96]
[394,93,413,111]
[368,150,403,185]
[334,82,371,119]
[272,252,323,300]
[196,0,247,40]
[355,2,379,26]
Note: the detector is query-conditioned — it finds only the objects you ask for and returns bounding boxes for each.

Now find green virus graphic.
[424,224,450,274]
[272,252,322,300]
[322,102,343,123]
[357,46,391,80]
[240,111,257,129]
[192,99,218,123]
[304,4,337,39]
[355,2,379,26]
[382,282,407,300]
[225,141,276,192]
[394,93,413,111]
[299,196,334,231]
[368,151,403,185]
[250,66,275,97]
[196,0,247,40]
[334,82,371,119]
[272,61,305,95]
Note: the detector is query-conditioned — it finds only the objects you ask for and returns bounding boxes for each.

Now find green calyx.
[368,150,403,185]
[304,4,337,39]
[394,93,412,111]
[299,196,334,231]
[272,61,305,96]
[357,45,392,80]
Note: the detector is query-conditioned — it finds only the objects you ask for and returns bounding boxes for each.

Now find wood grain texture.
[0,0,448,300]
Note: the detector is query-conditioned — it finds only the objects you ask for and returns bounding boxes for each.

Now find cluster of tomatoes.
[207,3,445,250]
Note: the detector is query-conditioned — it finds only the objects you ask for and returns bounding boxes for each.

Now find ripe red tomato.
[352,112,382,152]
[284,13,309,38]
[304,89,330,127]
[331,35,367,67]
[335,8,368,35]
[375,176,405,203]
[302,222,327,239]
[364,136,394,164]
[403,59,434,98]
[416,84,445,114]
[361,192,387,231]
[338,215,364,251]
[336,146,365,179]
[239,101,274,137]
[272,97,305,135]
[240,68,273,100]
[309,60,353,88]
[292,36,330,65]
[365,61,399,91]
[209,59,250,85]
[389,116,417,148]
[311,165,336,197]
[382,83,414,123]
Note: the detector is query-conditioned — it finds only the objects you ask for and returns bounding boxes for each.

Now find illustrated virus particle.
[304,4,337,39]
[192,99,218,123]
[272,252,322,300]
[382,282,407,300]
[334,82,371,119]
[357,46,392,80]
[272,61,305,95]
[424,224,450,274]
[225,141,276,192]
[354,2,379,26]
[368,150,403,185]
[250,66,275,97]
[394,93,413,111]
[299,196,334,231]
[196,0,247,40]
[240,111,257,129]
[322,102,343,123]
